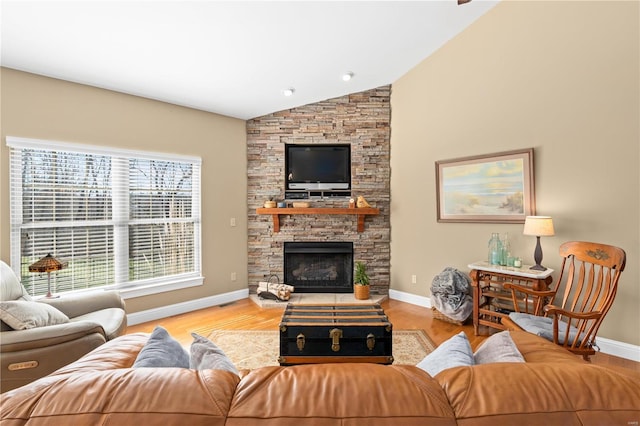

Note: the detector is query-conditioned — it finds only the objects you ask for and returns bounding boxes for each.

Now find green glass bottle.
[488,233,502,265]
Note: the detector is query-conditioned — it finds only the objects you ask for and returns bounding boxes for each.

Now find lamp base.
[530,264,547,271]
[530,236,547,271]
[44,273,60,299]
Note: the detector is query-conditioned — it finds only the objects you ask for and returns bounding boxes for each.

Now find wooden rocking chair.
[501,241,626,360]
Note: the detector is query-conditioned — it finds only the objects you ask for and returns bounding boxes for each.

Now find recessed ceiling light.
[342,72,354,82]
[283,88,295,96]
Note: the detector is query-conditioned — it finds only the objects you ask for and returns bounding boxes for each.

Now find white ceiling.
[1,1,498,120]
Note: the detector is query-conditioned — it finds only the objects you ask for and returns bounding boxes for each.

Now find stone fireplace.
[247,86,391,296]
[284,242,353,293]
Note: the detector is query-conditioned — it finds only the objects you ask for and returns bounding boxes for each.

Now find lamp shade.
[28,253,67,273]
[523,216,555,237]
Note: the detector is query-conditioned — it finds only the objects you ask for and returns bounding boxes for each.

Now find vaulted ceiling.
[1,1,498,119]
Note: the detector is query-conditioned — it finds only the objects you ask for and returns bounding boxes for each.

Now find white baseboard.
[126,288,249,326]
[388,289,431,308]
[596,336,640,362]
[388,289,640,362]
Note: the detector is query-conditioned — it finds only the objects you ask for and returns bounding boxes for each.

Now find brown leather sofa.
[1,261,127,393]
[1,330,638,425]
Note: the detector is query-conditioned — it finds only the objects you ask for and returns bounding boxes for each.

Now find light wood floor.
[126,297,639,373]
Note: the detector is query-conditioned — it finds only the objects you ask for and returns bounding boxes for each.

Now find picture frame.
[435,148,535,223]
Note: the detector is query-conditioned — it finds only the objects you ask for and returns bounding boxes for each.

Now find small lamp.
[523,216,555,271]
[28,253,67,298]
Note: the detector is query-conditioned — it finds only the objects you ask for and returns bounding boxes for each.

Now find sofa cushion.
[132,326,190,368]
[190,332,239,375]
[0,300,70,330]
[435,361,640,424]
[416,331,474,376]
[229,364,458,424]
[1,339,241,426]
[474,330,525,364]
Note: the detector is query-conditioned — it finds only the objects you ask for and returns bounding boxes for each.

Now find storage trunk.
[279,303,393,365]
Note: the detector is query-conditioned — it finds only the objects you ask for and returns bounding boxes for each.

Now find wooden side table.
[468,261,553,335]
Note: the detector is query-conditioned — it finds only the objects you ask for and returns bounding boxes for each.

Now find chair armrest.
[503,282,556,315]
[543,305,603,321]
[39,291,125,318]
[0,321,105,353]
[542,304,602,352]
[503,282,556,298]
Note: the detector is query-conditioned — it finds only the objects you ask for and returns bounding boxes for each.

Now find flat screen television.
[285,144,351,190]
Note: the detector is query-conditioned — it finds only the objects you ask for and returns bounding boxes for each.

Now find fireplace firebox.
[284,242,353,293]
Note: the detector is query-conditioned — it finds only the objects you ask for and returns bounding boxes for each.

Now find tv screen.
[286,144,351,190]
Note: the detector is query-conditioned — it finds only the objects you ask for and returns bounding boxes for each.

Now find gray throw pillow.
[473,330,525,364]
[0,300,69,330]
[416,331,474,376]
[190,332,239,376]
[132,326,190,368]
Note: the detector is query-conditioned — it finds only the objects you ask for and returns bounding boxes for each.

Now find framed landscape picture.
[435,148,535,223]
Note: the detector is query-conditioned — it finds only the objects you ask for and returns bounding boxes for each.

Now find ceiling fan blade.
[458,0,472,4]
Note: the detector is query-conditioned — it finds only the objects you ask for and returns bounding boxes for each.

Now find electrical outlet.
[231,272,237,281]
[230,217,236,227]
[411,274,417,284]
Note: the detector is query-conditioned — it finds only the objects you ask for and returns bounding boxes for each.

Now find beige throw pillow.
[190,332,239,375]
[0,300,70,330]
[473,330,525,364]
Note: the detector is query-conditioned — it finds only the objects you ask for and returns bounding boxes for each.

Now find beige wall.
[391,1,639,346]
[0,68,248,314]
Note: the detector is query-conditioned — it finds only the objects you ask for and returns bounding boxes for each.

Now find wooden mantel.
[256,207,380,233]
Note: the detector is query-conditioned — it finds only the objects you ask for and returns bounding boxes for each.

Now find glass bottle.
[500,233,510,266]
[488,233,502,265]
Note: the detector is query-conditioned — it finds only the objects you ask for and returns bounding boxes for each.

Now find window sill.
[117,275,204,299]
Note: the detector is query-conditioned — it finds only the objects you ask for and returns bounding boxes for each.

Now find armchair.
[1,261,127,392]
[502,241,626,360]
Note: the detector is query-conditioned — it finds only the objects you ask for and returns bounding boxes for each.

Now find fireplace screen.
[284,242,353,293]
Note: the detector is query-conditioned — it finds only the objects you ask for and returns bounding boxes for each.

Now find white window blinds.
[8,136,202,297]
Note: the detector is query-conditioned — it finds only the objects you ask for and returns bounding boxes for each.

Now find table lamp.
[28,253,67,298]
[523,216,555,271]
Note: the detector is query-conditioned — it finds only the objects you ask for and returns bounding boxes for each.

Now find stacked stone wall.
[247,85,391,295]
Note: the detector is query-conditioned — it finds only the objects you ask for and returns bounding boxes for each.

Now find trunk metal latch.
[330,328,343,352]
[296,333,305,351]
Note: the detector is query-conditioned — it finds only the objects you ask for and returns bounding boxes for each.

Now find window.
[8,136,202,298]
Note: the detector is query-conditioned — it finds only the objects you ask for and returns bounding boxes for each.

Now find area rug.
[206,329,435,370]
